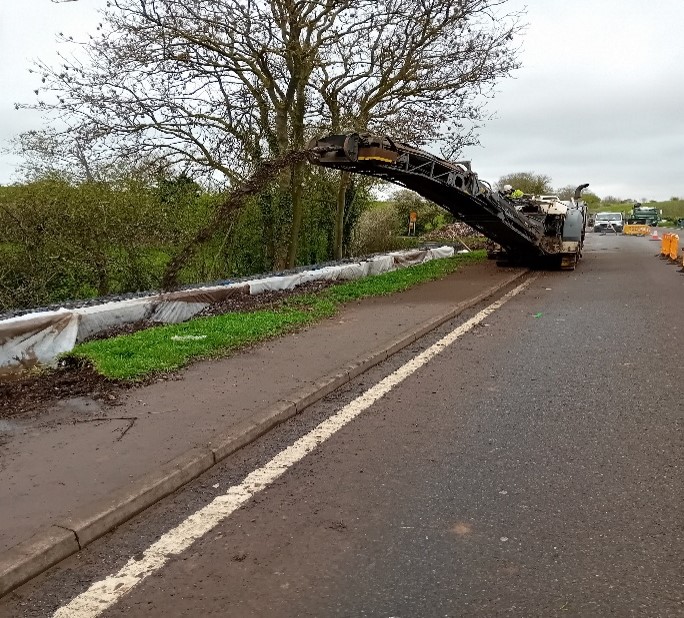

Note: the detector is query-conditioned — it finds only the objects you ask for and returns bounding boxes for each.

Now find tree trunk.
[286,160,305,268]
[334,171,351,260]
[286,80,308,269]
[261,191,277,271]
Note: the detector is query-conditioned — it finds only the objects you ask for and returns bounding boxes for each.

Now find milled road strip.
[53,279,532,618]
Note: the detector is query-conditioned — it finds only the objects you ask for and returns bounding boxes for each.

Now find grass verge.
[66,251,485,380]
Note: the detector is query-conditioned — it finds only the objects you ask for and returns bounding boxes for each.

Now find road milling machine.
[308,133,589,269]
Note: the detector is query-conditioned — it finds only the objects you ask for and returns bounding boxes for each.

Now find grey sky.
[0,1,101,173]
[1,0,682,200]
[462,0,684,201]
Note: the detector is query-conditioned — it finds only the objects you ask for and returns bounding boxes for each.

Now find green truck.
[627,203,660,226]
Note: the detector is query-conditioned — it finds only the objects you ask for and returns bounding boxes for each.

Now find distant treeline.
[594,199,684,220]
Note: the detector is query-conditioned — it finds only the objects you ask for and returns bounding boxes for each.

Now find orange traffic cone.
[649,228,660,241]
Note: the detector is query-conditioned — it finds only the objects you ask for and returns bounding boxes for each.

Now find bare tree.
[6,125,184,188]
[497,171,554,195]
[555,184,577,201]
[23,0,523,266]
[25,0,377,267]
[6,128,96,182]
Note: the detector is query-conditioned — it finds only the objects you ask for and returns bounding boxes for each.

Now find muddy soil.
[0,280,337,420]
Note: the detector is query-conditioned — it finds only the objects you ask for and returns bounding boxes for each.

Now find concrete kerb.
[55,446,216,549]
[210,402,297,463]
[0,526,79,598]
[291,372,351,412]
[0,268,529,598]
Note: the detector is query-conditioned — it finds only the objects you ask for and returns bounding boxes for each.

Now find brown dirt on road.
[0,365,125,421]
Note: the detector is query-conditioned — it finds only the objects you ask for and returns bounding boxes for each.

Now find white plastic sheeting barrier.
[0,310,78,373]
[0,247,455,372]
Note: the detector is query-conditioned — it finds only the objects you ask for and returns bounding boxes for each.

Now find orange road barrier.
[661,234,672,256]
[623,224,651,236]
[670,234,679,261]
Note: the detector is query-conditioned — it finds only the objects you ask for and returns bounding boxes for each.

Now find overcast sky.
[1,0,683,200]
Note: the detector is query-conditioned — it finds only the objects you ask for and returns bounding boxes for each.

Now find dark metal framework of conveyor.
[308,133,551,259]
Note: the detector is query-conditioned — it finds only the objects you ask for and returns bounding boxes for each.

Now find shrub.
[350,203,404,255]
[388,189,454,235]
[0,171,377,311]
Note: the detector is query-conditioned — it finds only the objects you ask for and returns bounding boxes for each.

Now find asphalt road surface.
[3,231,683,617]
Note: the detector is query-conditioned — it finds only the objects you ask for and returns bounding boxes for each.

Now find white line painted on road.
[53,278,531,618]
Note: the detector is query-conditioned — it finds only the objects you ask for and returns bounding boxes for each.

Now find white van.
[593,212,623,233]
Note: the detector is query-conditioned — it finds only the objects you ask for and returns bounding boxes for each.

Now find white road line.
[53,278,531,618]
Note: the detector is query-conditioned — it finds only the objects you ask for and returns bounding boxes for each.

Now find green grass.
[594,199,684,220]
[652,200,684,220]
[66,251,485,380]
